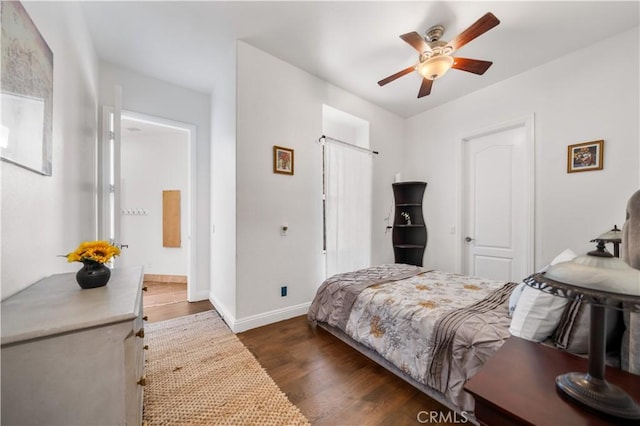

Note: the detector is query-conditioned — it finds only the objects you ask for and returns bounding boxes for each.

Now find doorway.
[100,108,198,303]
[459,115,534,282]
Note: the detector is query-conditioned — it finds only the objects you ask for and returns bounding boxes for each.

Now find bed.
[307,264,516,418]
[307,190,640,422]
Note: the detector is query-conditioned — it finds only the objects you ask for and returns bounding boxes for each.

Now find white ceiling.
[80,1,639,118]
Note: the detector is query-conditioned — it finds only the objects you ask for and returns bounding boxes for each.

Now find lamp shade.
[545,255,640,297]
[417,55,454,80]
[595,229,622,242]
[593,225,622,243]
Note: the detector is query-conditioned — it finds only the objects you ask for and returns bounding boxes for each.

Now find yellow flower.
[64,240,121,264]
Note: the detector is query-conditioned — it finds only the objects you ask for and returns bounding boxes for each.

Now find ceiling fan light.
[418,55,454,80]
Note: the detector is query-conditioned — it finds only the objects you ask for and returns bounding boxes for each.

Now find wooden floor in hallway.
[142,279,212,323]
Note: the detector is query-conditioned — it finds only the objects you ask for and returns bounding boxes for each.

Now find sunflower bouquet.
[64,240,121,265]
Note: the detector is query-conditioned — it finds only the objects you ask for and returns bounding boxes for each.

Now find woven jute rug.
[143,310,310,425]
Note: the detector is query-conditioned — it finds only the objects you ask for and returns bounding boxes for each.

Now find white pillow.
[538,248,578,273]
[509,286,570,341]
[508,248,578,339]
[508,248,578,317]
[508,283,526,316]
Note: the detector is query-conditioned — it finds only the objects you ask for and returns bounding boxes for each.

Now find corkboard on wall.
[163,190,181,248]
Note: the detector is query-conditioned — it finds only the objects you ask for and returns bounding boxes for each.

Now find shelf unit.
[392,181,427,266]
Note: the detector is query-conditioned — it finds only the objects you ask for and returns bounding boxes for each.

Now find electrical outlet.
[280,286,287,297]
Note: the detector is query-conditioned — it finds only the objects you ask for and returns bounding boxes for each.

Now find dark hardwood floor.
[142,280,213,323]
[142,280,457,425]
[238,316,457,426]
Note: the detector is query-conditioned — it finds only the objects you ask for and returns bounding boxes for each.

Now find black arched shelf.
[392,181,427,266]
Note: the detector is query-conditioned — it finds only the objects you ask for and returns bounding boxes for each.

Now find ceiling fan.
[378,12,500,98]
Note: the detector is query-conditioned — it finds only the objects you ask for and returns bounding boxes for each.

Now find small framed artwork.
[273,145,294,175]
[567,140,604,173]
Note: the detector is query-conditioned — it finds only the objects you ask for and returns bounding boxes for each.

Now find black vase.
[76,261,111,289]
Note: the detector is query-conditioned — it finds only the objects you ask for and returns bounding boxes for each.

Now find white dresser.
[1,266,146,425]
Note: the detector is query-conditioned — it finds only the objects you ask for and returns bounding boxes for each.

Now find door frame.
[455,114,535,276]
[99,107,198,301]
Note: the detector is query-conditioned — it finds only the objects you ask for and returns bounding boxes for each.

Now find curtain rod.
[318,135,379,155]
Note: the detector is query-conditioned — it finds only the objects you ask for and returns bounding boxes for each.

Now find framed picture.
[567,140,604,173]
[1,1,54,176]
[273,145,294,175]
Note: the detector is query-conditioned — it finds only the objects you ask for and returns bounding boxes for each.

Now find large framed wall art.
[1,1,54,176]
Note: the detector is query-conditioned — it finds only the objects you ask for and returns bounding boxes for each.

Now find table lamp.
[591,225,623,258]
[524,241,640,419]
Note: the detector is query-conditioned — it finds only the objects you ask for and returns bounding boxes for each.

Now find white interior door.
[462,119,533,282]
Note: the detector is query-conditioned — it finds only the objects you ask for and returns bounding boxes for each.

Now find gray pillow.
[552,299,621,354]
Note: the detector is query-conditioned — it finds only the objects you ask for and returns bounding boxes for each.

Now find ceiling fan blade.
[452,57,493,75]
[446,12,500,52]
[417,78,433,98]
[378,65,416,86]
[400,31,430,53]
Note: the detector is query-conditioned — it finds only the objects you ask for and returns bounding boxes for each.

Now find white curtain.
[324,140,372,277]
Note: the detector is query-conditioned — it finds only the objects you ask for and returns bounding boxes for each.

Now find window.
[322,106,372,277]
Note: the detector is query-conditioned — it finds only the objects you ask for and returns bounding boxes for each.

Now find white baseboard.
[208,292,236,330]
[189,289,210,302]
[208,293,310,333]
[233,302,311,333]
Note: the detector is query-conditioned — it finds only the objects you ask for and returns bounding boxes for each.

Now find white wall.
[120,129,189,275]
[323,104,370,149]
[209,42,238,322]
[1,3,99,299]
[232,41,404,331]
[404,27,639,274]
[98,63,211,300]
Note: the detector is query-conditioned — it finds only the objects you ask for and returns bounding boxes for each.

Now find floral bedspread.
[309,266,515,411]
[307,263,425,330]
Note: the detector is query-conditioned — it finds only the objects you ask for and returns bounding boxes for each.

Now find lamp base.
[556,372,640,419]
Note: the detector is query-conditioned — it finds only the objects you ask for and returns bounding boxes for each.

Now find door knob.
[465,236,475,242]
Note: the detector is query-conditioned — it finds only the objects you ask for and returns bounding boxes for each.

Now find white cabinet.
[1,266,145,425]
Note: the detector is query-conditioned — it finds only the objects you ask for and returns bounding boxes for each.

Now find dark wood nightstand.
[464,336,640,425]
